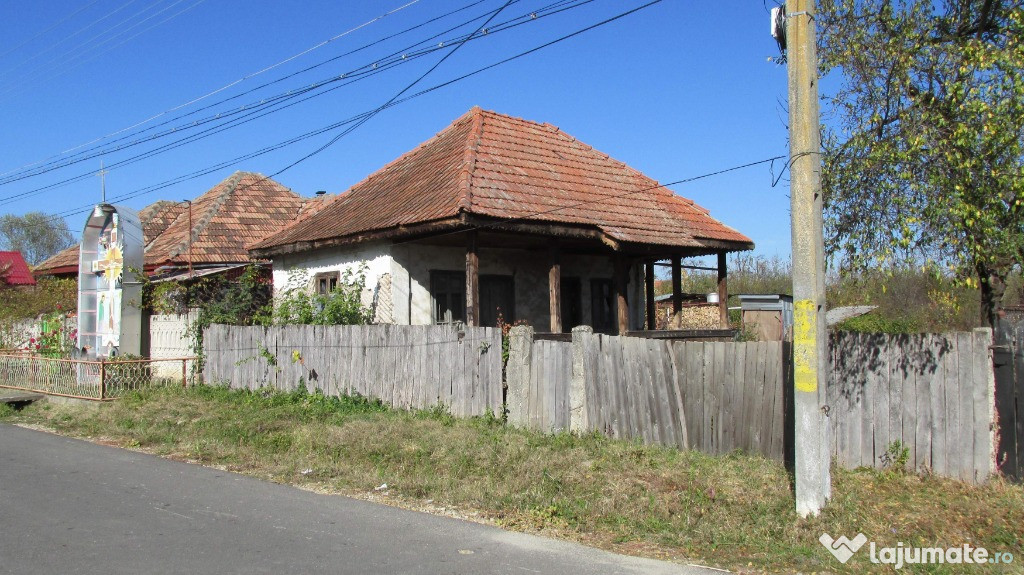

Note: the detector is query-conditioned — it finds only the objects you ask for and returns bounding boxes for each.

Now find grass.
[2,384,1022,574]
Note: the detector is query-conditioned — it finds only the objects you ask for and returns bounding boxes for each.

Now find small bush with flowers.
[31,306,77,358]
[494,309,529,366]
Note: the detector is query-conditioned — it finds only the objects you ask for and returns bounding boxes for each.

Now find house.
[143,171,306,281]
[250,107,754,334]
[0,251,37,287]
[33,172,308,282]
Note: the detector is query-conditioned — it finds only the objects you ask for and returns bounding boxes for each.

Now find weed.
[880,440,910,473]
[0,403,14,418]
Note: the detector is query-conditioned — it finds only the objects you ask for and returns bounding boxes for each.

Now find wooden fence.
[828,329,995,483]
[507,327,996,482]
[202,324,503,417]
[507,327,786,459]
[991,321,1024,481]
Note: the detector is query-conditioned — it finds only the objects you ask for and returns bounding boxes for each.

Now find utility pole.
[785,0,830,516]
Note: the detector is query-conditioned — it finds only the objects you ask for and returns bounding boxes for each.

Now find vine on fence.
[177,264,373,378]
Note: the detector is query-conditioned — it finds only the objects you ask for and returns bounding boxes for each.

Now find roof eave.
[249,217,470,259]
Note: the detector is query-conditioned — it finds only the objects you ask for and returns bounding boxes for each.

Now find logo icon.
[820,533,868,563]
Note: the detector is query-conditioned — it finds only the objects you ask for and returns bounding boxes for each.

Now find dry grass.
[3,385,1022,574]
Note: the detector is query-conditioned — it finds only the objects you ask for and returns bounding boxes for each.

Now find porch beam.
[645,261,656,330]
[614,254,630,335]
[717,251,728,328]
[466,230,480,327]
[549,244,562,333]
[671,254,682,318]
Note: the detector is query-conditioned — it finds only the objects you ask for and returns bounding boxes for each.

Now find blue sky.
[0,0,795,259]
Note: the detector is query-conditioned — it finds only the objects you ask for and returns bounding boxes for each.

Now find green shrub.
[835,313,922,334]
[273,266,372,326]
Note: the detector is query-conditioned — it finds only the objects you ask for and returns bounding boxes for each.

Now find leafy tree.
[0,212,75,266]
[818,0,1024,327]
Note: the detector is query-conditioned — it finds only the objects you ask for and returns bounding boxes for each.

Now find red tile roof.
[34,200,192,276]
[141,172,306,267]
[34,173,307,276]
[139,201,187,243]
[251,107,753,254]
[0,252,37,285]
[32,245,77,276]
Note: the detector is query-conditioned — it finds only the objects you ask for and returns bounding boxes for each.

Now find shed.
[739,294,793,341]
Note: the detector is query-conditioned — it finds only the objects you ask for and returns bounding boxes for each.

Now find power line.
[0,0,531,186]
[0,0,209,102]
[0,0,156,93]
[28,0,211,93]
[269,0,517,178]
[0,0,594,195]
[0,0,455,180]
[39,0,666,225]
[0,0,102,61]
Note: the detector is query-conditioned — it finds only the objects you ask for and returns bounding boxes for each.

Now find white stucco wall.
[271,242,393,312]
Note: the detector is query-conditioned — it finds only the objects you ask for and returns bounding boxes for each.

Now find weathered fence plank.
[203,324,501,416]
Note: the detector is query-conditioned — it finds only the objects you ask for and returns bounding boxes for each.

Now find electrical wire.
[0,0,432,180]
[18,0,211,97]
[0,0,162,93]
[37,0,667,225]
[269,0,517,178]
[0,0,545,186]
[0,0,102,61]
[0,0,596,195]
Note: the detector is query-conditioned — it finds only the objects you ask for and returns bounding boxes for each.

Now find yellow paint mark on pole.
[793,299,818,393]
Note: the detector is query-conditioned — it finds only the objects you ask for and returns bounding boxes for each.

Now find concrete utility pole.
[785,0,831,516]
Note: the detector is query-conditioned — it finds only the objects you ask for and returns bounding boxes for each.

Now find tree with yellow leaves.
[819,0,1024,328]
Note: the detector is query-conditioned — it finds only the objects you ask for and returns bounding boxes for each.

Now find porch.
[392,215,741,335]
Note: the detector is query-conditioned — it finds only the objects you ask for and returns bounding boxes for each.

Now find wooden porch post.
[645,261,656,330]
[549,244,562,333]
[614,254,629,335]
[717,251,729,328]
[671,254,682,319]
[466,230,480,327]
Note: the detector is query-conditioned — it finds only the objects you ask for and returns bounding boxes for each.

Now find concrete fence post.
[569,325,593,433]
[505,325,534,427]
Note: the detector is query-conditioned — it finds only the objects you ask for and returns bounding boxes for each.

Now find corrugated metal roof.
[251,107,753,254]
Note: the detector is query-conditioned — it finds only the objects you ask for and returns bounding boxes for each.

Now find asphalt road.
[0,424,724,575]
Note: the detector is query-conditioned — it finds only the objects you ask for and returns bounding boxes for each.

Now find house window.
[431,270,466,324]
[561,277,582,330]
[314,271,339,295]
[590,278,615,333]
